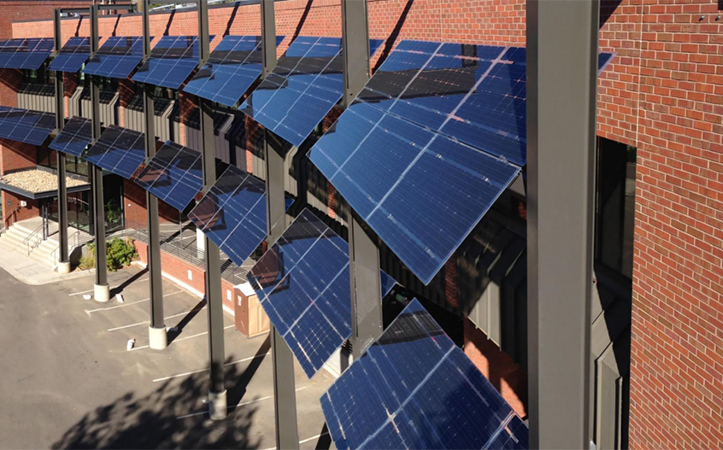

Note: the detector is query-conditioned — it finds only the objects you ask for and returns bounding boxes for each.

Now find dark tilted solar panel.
[0,38,54,70]
[49,37,92,73]
[238,36,383,147]
[83,36,145,80]
[134,141,203,211]
[380,271,396,299]
[0,106,55,146]
[188,164,274,266]
[48,116,92,156]
[184,35,284,107]
[84,125,146,179]
[132,35,208,89]
[321,298,529,450]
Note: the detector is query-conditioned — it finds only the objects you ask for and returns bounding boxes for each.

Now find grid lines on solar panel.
[0,38,54,70]
[132,35,207,89]
[133,141,203,211]
[48,116,92,157]
[0,106,55,146]
[320,299,529,450]
[49,37,92,73]
[183,35,284,107]
[187,165,269,266]
[83,36,145,80]
[84,125,146,179]
[238,36,383,147]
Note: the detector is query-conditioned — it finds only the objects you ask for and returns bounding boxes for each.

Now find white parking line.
[153,352,271,383]
[107,305,206,332]
[85,291,182,315]
[69,277,150,296]
[175,386,310,420]
[128,324,235,352]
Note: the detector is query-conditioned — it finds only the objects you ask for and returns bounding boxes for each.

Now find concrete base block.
[57,261,72,275]
[148,325,168,350]
[94,284,110,303]
[208,389,228,421]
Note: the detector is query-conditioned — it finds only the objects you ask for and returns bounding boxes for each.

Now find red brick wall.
[0,1,92,40]
[2,191,39,229]
[1,140,36,174]
[123,179,179,227]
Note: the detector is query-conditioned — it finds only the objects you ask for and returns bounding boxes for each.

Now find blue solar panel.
[0,106,55,146]
[321,298,528,450]
[188,165,276,266]
[48,116,92,157]
[380,271,396,299]
[0,38,54,70]
[133,141,203,211]
[239,36,383,147]
[83,36,145,80]
[84,125,146,179]
[49,37,92,73]
[184,35,284,107]
[132,35,208,89]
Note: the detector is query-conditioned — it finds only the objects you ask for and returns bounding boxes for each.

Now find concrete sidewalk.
[0,246,94,285]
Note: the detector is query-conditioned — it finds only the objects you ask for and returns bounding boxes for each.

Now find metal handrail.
[22,223,45,256]
[50,229,85,264]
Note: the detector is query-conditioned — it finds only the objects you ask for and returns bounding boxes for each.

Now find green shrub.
[82,238,137,272]
[79,253,95,271]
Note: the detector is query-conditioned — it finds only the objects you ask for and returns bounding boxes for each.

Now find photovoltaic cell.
[0,106,55,146]
[0,38,54,70]
[134,141,203,211]
[83,36,145,80]
[84,125,146,179]
[321,298,529,450]
[48,116,92,157]
[49,37,92,73]
[184,35,284,107]
[132,35,208,89]
[239,36,383,147]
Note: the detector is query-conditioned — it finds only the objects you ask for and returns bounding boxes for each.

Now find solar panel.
[83,36,145,80]
[133,141,203,211]
[184,35,284,107]
[48,116,92,157]
[132,35,208,89]
[84,125,146,179]
[380,271,396,300]
[0,106,55,146]
[188,165,274,266]
[49,37,92,73]
[321,298,529,450]
[0,38,54,70]
[238,36,383,147]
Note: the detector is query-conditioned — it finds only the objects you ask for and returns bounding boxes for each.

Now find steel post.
[53,8,70,272]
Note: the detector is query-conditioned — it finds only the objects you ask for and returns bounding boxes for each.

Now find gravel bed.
[0,169,88,193]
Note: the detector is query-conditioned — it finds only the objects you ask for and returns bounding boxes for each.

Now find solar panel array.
[0,106,55,146]
[310,41,614,284]
[83,36,145,80]
[0,38,54,70]
[134,141,203,211]
[48,116,93,157]
[84,125,146,179]
[239,36,383,147]
[49,37,92,73]
[132,35,207,89]
[184,35,284,107]
[321,298,529,450]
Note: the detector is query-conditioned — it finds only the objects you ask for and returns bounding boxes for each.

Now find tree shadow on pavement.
[51,359,261,449]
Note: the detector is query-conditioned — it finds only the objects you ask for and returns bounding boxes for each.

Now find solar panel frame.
[48,116,93,157]
[0,106,55,146]
[132,35,208,89]
[84,125,147,179]
[0,38,54,70]
[83,36,146,80]
[49,37,92,73]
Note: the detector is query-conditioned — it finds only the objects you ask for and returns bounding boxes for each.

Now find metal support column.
[142,0,167,350]
[89,4,110,303]
[340,0,382,358]
[197,0,227,421]
[261,0,300,447]
[526,0,600,448]
[53,9,71,275]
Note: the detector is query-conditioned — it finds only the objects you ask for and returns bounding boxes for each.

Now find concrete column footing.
[57,261,71,275]
[148,325,168,350]
[208,389,228,421]
[94,284,110,303]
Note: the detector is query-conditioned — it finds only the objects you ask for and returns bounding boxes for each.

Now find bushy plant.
[81,238,137,272]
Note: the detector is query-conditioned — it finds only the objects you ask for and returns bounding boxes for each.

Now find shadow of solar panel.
[48,116,92,156]
[83,36,145,80]
[320,299,528,450]
[84,125,146,179]
[132,35,209,89]
[188,165,271,266]
[0,106,55,146]
[184,35,284,107]
[49,37,92,73]
[238,36,383,147]
[133,141,203,211]
[0,38,54,70]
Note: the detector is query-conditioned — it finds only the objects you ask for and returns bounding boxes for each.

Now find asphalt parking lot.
[0,265,334,449]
